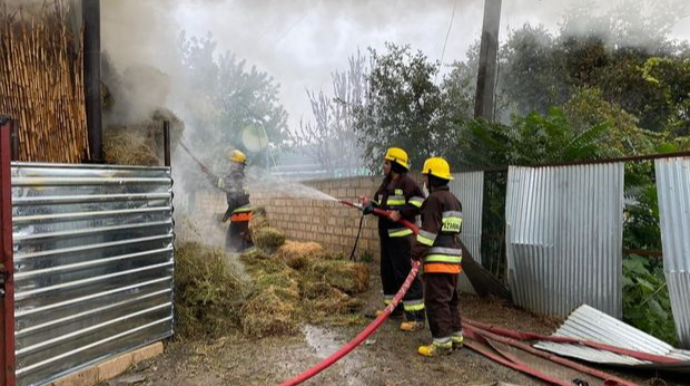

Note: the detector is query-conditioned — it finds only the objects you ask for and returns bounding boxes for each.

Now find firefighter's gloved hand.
[362,204,375,215]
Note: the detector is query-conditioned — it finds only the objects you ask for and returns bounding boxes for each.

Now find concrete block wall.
[195,176,388,259]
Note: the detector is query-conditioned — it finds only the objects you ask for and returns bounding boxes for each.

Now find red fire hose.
[276,200,421,386]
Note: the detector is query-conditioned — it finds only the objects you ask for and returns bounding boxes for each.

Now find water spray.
[276,200,421,386]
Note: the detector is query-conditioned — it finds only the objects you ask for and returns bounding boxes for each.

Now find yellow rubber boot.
[400,320,425,332]
[418,340,453,357]
[452,334,464,350]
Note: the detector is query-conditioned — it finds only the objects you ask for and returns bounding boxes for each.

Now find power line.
[274,11,310,45]
[439,0,458,66]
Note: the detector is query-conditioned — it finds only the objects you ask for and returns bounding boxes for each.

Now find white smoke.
[100,0,690,132]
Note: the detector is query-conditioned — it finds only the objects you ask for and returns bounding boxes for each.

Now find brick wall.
[194,176,388,258]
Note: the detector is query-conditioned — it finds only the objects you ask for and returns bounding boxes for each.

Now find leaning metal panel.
[11,163,174,386]
[449,171,484,294]
[505,164,624,318]
[655,157,690,349]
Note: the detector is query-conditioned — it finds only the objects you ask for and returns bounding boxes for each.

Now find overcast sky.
[102,0,690,132]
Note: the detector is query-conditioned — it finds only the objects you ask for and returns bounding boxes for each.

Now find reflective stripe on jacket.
[412,185,463,274]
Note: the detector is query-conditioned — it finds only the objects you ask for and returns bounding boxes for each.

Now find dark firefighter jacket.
[412,185,463,274]
[372,174,425,238]
[210,165,251,222]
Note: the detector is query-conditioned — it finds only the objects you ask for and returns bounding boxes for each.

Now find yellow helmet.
[227,150,247,164]
[384,147,409,170]
[422,157,454,180]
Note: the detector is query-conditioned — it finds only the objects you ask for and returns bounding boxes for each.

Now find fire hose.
[276,200,421,386]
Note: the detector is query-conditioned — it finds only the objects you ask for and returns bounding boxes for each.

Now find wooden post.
[83,0,103,162]
[474,0,503,121]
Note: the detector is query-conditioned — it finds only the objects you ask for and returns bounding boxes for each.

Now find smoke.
[100,0,690,134]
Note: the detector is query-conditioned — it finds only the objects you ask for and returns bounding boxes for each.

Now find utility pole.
[474,0,502,121]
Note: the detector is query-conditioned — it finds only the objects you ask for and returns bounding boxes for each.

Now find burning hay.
[248,206,270,235]
[104,129,159,166]
[103,108,184,166]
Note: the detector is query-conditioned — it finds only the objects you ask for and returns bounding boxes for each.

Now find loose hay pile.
[252,227,286,251]
[175,241,249,338]
[104,129,159,166]
[236,212,370,338]
[174,209,371,339]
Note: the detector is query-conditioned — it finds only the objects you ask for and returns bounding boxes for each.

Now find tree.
[562,87,660,156]
[176,32,289,169]
[293,52,367,176]
[353,43,468,170]
[458,108,610,167]
[499,25,568,116]
[641,57,690,136]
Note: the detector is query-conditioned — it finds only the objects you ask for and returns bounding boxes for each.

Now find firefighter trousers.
[380,233,425,320]
[226,220,252,252]
[424,272,462,339]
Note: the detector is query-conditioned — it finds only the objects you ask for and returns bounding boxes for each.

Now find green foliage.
[563,88,661,156]
[640,57,690,136]
[460,108,609,167]
[623,163,662,251]
[352,43,469,170]
[359,251,374,264]
[622,254,677,345]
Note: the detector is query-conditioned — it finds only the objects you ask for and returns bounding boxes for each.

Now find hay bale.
[253,227,286,251]
[104,129,159,166]
[309,288,363,313]
[240,270,300,338]
[249,206,270,236]
[305,260,370,295]
[277,241,324,269]
[240,288,298,338]
[175,241,248,338]
[254,270,300,297]
[299,281,333,300]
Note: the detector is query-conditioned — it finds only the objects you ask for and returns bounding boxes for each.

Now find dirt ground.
[107,262,690,386]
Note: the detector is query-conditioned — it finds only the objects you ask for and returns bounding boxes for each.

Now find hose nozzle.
[338,200,364,211]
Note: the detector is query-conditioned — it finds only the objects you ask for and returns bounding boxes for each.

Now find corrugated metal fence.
[11,163,175,386]
[505,164,624,318]
[655,157,690,349]
[450,171,484,294]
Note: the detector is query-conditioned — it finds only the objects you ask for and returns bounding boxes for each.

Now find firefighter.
[205,149,253,252]
[412,157,464,357]
[360,147,426,331]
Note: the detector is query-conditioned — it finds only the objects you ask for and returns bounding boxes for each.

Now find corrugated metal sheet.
[505,164,624,318]
[655,157,690,349]
[449,171,484,294]
[11,162,175,386]
[534,305,690,371]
